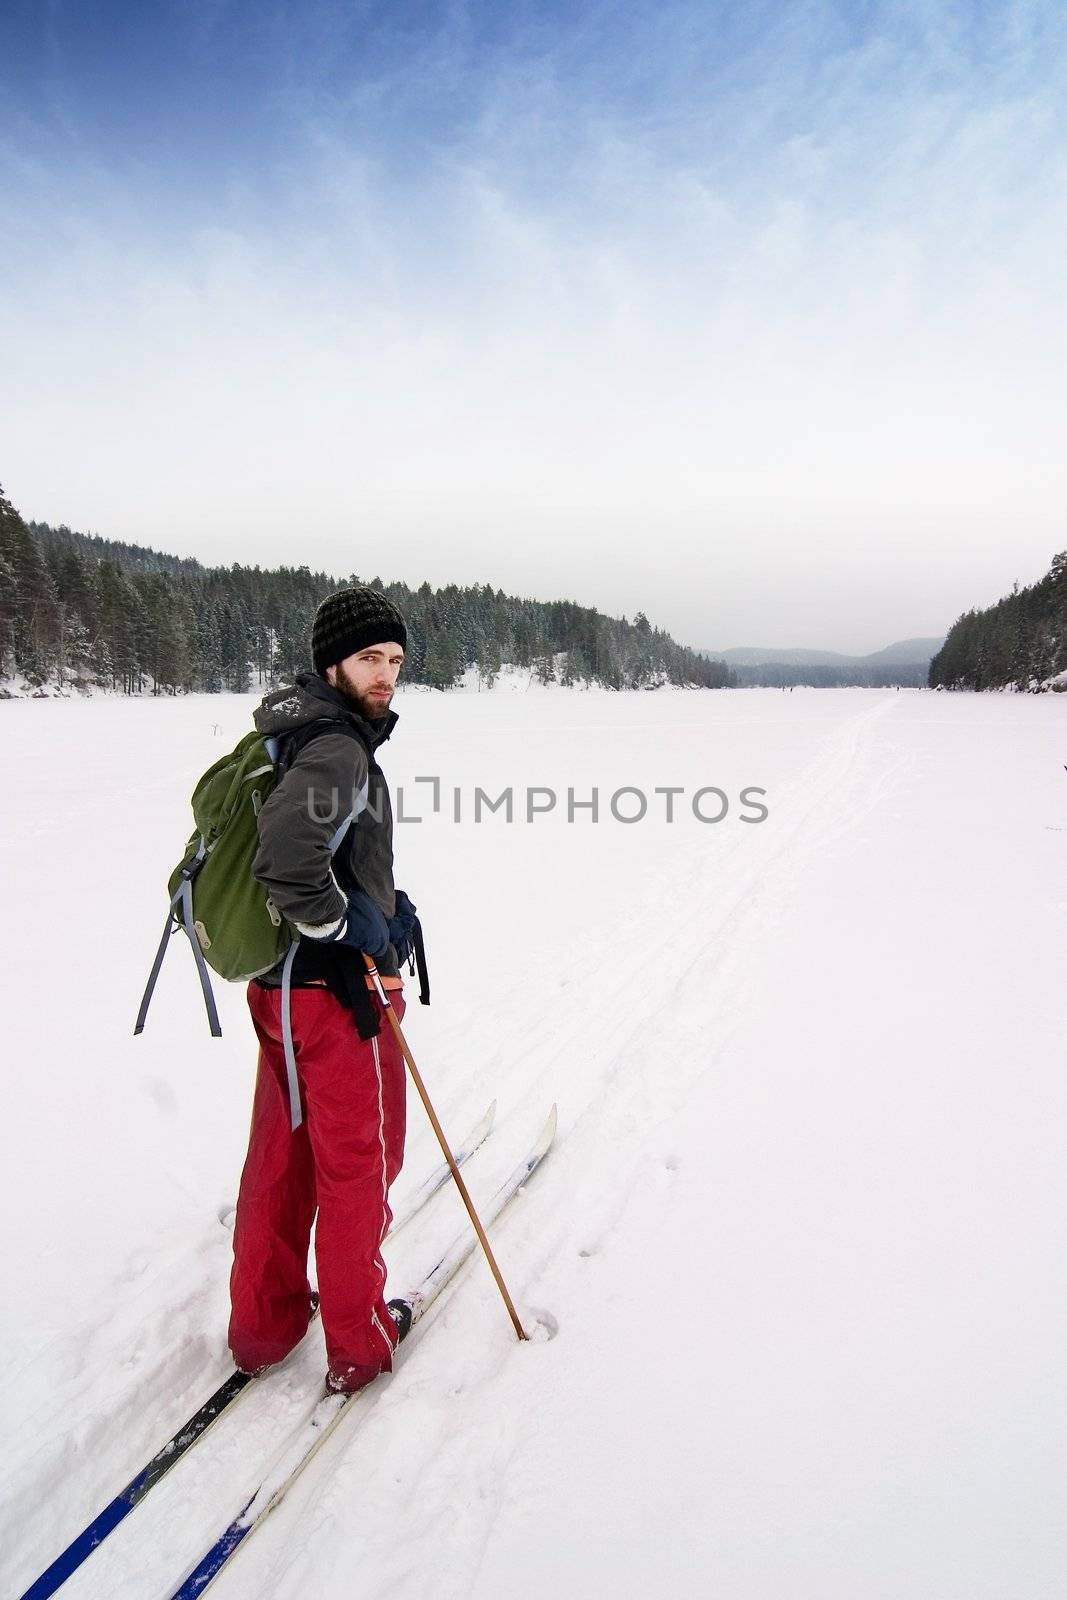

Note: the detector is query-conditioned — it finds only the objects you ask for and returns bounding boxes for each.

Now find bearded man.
[228,586,420,1395]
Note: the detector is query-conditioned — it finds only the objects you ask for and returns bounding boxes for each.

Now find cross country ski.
[170,1106,556,1598]
[17,1102,497,1600]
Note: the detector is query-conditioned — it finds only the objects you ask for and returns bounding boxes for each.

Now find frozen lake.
[2,684,1064,1599]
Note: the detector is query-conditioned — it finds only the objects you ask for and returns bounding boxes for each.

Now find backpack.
[135,718,367,1053]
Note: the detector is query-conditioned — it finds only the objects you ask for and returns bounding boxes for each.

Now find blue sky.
[3,1,1066,651]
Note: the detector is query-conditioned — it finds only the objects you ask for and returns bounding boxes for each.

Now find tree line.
[0,489,735,695]
[929,552,1067,691]
[733,662,929,689]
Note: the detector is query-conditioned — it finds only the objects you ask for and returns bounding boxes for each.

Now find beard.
[332,662,392,721]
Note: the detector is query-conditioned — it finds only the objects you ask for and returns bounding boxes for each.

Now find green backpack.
[135,719,366,1046]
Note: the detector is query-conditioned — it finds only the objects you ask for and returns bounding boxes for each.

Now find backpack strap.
[411,914,430,1005]
[279,803,368,1132]
[272,714,372,778]
[135,838,222,1040]
[268,715,380,1126]
[279,939,302,1129]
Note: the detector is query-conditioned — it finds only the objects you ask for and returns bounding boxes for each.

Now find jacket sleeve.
[252,729,369,936]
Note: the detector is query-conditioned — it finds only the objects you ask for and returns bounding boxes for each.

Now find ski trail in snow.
[4,690,886,1588]
[11,689,1061,1600]
[0,1222,236,1572]
[504,696,905,1299]
[194,696,909,1598]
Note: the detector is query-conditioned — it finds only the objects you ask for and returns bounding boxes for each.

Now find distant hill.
[710,646,854,667]
[861,638,946,666]
[705,638,944,668]
[697,637,946,689]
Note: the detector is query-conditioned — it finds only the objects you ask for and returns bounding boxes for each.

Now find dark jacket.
[251,672,400,981]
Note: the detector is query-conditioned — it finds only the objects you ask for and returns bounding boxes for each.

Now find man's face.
[326,641,405,720]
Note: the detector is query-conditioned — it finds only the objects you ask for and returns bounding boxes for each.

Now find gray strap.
[274,778,367,1132]
[328,815,352,851]
[134,900,181,1035]
[280,939,303,1131]
[135,840,221,1038]
[177,862,222,1038]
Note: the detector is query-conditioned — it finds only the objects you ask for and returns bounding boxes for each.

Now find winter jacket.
[251,671,401,982]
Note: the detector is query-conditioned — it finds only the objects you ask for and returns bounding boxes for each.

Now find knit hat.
[311,587,408,674]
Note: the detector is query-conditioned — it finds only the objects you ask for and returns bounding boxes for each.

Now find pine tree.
[95,562,143,693]
[0,488,61,684]
[479,635,502,688]
[197,603,224,693]
[222,599,251,692]
[0,549,16,679]
[56,605,92,691]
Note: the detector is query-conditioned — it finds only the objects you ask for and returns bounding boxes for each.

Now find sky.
[2,0,1066,654]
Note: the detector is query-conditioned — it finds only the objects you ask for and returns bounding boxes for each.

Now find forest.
[733,661,929,689]
[929,552,1067,691]
[0,489,735,695]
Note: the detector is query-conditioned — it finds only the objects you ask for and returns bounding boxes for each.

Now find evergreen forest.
[0,489,735,695]
[929,553,1067,691]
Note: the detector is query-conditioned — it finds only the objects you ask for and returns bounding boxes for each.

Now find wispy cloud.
[2,1,1066,648]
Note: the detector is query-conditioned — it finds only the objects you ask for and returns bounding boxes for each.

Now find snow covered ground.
[1,684,1064,1599]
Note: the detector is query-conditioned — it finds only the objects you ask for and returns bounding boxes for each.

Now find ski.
[17,1101,497,1600]
[388,1098,496,1233]
[170,1106,557,1598]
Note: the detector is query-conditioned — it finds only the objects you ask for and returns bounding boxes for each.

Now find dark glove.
[304,890,390,958]
[387,889,418,966]
[339,891,392,958]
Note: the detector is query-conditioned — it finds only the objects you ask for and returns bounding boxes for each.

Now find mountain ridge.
[703,637,944,667]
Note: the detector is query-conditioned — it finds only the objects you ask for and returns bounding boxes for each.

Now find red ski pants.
[229,981,406,1387]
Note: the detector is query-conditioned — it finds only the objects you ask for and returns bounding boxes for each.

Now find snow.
[1,685,1064,1599]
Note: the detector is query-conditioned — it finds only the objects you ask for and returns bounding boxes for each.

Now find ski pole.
[361,952,528,1341]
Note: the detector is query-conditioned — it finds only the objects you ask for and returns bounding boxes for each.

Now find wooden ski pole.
[362,953,528,1341]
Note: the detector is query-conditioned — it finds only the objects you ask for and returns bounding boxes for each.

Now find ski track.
[2,687,1064,1600]
[0,690,932,1595]
[146,692,904,1599]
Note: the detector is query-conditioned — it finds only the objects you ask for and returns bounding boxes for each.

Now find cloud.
[2,0,1066,649]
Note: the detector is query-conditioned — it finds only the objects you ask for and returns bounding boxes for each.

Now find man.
[228,586,419,1395]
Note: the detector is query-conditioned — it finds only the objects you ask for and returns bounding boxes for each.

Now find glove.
[387,889,418,966]
[301,890,390,958]
[338,891,392,958]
